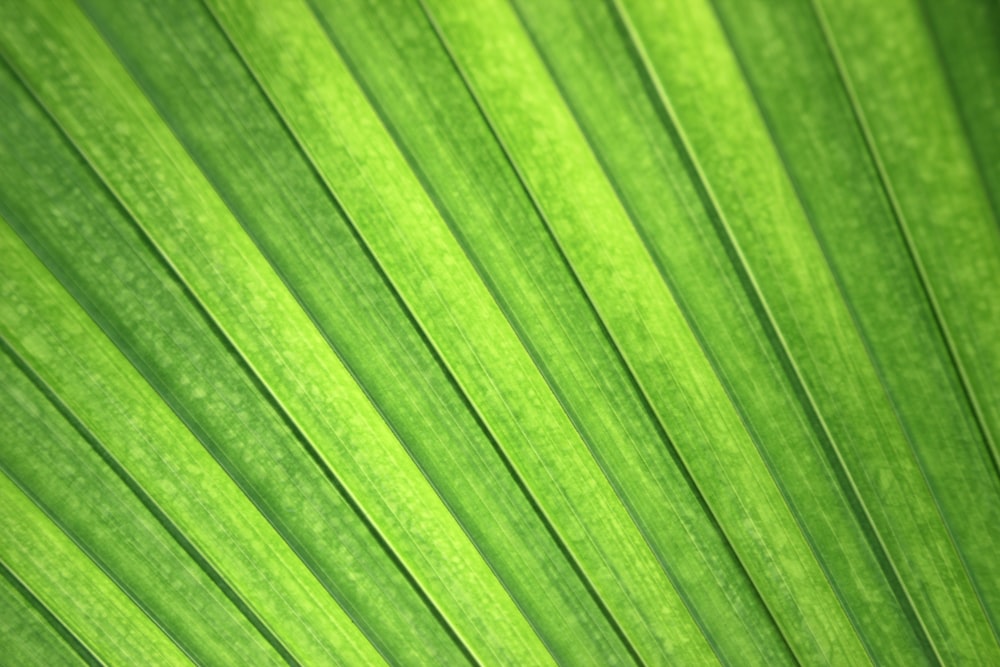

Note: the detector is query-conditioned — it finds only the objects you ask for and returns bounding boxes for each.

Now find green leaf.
[1,0,997,664]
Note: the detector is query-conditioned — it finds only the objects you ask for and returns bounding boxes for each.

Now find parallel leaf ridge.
[1,0,997,664]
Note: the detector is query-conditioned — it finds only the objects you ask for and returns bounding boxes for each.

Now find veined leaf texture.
[1,0,998,664]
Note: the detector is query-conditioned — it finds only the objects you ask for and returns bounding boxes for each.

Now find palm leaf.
[1,0,998,664]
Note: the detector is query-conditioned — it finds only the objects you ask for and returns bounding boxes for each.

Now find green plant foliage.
[1,0,998,664]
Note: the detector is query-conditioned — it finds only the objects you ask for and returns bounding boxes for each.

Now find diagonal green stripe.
[0,46,473,666]
[0,341,288,667]
[0,560,99,666]
[417,0,872,662]
[0,469,192,666]
[810,0,1000,483]
[75,0,639,661]
[507,0,938,662]
[303,0,799,663]
[0,217,385,666]
[202,0,727,662]
[708,0,1000,653]
[0,2,551,663]
[615,0,1000,660]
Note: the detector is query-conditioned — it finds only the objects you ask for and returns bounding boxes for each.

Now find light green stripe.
[0,37,469,665]
[0,565,94,667]
[0,471,191,666]
[0,1,546,663]
[0,216,383,666]
[202,0,725,662]
[616,0,1000,661]
[416,0,871,662]
[0,343,286,667]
